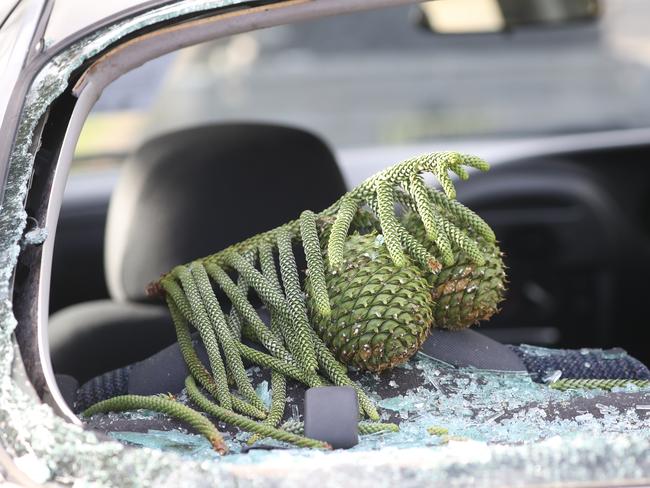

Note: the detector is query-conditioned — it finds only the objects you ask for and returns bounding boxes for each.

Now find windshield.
[78,0,650,159]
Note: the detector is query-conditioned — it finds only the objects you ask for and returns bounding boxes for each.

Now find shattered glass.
[0,0,256,485]
[1,0,650,485]
[22,227,48,246]
[86,354,650,485]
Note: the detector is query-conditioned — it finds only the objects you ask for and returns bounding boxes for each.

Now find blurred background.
[52,0,650,368]
[75,0,650,160]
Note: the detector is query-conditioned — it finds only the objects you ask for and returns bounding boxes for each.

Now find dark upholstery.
[49,301,175,383]
[50,123,345,380]
[105,123,346,303]
[420,329,526,372]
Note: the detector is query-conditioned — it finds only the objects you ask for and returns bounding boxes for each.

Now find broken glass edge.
[82,353,650,485]
[0,1,261,485]
[0,0,649,485]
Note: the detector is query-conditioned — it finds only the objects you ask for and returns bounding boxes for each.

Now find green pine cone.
[308,233,434,372]
[404,212,506,330]
[429,236,505,329]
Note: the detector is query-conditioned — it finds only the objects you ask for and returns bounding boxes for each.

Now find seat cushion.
[49,301,177,383]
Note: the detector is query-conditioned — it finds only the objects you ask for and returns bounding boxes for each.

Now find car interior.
[49,126,650,387]
[40,0,650,450]
[49,123,347,385]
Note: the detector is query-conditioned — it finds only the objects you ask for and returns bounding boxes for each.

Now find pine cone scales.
[307,214,506,372]
[403,212,506,330]
[429,238,505,330]
[310,233,434,372]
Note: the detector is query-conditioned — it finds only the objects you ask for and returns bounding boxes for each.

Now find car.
[1,0,650,486]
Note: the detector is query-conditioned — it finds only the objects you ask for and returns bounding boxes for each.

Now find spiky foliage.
[83,394,228,454]
[87,152,505,452]
[280,420,399,436]
[428,235,505,329]
[403,210,506,330]
[549,378,650,391]
[184,376,330,450]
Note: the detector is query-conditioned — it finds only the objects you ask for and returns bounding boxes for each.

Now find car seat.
[48,123,347,384]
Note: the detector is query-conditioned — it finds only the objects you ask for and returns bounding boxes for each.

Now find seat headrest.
[105,123,346,302]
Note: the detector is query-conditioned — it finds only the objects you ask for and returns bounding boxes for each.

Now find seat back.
[105,123,346,302]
